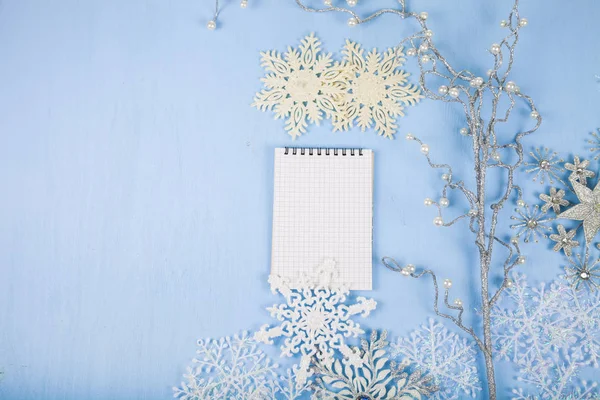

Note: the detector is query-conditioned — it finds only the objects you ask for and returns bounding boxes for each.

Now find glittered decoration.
[312,331,437,400]
[559,180,600,244]
[539,187,569,213]
[565,156,595,184]
[492,274,600,398]
[173,332,310,400]
[255,259,377,386]
[510,204,553,243]
[252,34,347,139]
[549,224,579,257]
[524,148,564,184]
[587,129,600,161]
[390,319,481,399]
[565,250,600,291]
[332,41,422,138]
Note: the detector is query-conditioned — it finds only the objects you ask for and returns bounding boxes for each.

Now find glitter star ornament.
[565,156,595,184]
[252,34,347,139]
[332,41,423,138]
[255,259,377,386]
[549,225,579,256]
[559,180,600,244]
[539,187,569,213]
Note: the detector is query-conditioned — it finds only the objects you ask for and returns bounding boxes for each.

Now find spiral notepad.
[271,147,373,290]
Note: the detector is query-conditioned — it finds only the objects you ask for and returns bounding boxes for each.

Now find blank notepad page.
[271,148,373,290]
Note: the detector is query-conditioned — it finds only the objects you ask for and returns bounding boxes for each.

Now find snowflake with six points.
[565,156,596,184]
[255,259,377,386]
[565,249,600,291]
[510,204,553,243]
[252,34,348,139]
[332,41,423,138]
[549,224,579,256]
[587,129,600,161]
[539,187,569,213]
[524,147,564,184]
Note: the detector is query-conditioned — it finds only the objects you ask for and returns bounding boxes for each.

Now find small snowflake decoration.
[565,249,600,291]
[332,41,422,138]
[587,129,600,161]
[539,187,569,213]
[255,259,377,386]
[524,147,564,184]
[550,224,579,256]
[565,156,596,184]
[510,204,553,243]
[252,34,347,139]
[390,319,481,399]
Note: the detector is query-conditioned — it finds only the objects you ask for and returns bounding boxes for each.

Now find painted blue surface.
[1,0,599,399]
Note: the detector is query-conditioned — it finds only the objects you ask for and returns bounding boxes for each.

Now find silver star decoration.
[564,156,595,184]
[539,187,569,213]
[549,224,579,256]
[559,180,600,244]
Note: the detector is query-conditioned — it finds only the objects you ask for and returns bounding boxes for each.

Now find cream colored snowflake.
[333,41,423,139]
[252,34,347,139]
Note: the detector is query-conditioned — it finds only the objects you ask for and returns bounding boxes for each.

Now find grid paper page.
[271,148,373,290]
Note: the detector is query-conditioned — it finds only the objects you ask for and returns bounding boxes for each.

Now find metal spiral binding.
[283,147,363,156]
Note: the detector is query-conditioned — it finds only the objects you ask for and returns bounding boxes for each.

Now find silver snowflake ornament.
[524,148,564,184]
[549,224,579,256]
[540,187,569,213]
[559,180,600,244]
[565,250,600,291]
[587,129,600,161]
[565,156,595,184]
[510,204,553,243]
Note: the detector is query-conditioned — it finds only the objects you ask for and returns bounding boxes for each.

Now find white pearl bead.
[460,127,469,136]
[505,81,517,92]
[490,43,501,55]
[419,11,428,20]
[433,216,444,227]
[347,0,357,6]
[500,20,508,28]
[517,256,526,264]
[347,17,358,27]
[443,279,452,289]
[324,0,332,5]
[468,209,477,217]
[517,199,526,207]
[530,111,539,119]
[492,151,501,162]
[442,173,451,181]
[454,298,463,307]
[419,43,429,52]
[519,18,528,27]
[486,69,494,77]
[207,20,217,30]
[439,197,450,207]
[448,87,460,98]
[438,85,449,95]
[401,267,411,276]
[505,279,514,288]
[425,30,434,38]
[240,0,248,8]
[420,144,430,154]
[470,77,484,87]
[406,133,415,140]
[424,198,434,206]
[421,55,431,63]
[407,48,417,57]
[406,264,416,273]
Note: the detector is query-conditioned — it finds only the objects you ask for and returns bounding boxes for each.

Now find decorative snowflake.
[312,330,437,400]
[587,129,600,161]
[565,156,596,184]
[565,249,600,291]
[549,224,579,256]
[510,204,553,243]
[524,147,564,184]
[559,180,600,244]
[540,187,569,213]
[492,273,600,399]
[173,332,310,400]
[331,41,422,138]
[252,33,347,139]
[255,259,377,386]
[390,319,481,399]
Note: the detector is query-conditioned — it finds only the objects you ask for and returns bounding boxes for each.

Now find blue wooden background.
[1,0,599,398]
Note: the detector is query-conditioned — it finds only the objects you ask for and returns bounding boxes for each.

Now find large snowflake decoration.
[173,332,310,400]
[252,34,347,139]
[492,274,600,399]
[559,179,600,244]
[312,330,437,400]
[332,41,422,138]
[255,259,377,386]
[390,319,480,399]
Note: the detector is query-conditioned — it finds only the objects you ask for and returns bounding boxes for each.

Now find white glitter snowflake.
[587,129,600,161]
[524,147,564,184]
[312,330,437,400]
[390,319,481,399]
[332,41,422,138]
[492,273,600,399]
[173,332,310,400]
[252,33,347,139]
[255,259,377,386]
[510,204,553,243]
